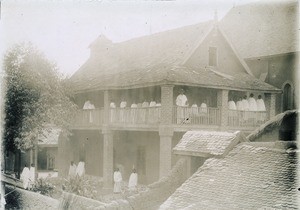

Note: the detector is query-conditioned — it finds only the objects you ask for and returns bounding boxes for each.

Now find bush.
[31,178,55,196]
[62,176,98,199]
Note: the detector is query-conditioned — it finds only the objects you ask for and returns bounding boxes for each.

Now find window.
[282,82,294,111]
[209,47,217,66]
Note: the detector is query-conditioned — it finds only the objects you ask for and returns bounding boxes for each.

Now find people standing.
[120,98,127,122]
[76,161,85,177]
[68,161,77,179]
[236,97,244,111]
[242,95,250,122]
[29,164,36,189]
[110,100,116,123]
[131,102,138,123]
[83,100,95,123]
[228,98,237,110]
[113,168,123,193]
[256,95,266,111]
[128,169,138,191]
[248,93,258,111]
[176,89,188,124]
[20,164,30,189]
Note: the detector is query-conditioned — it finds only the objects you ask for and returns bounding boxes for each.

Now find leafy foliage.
[62,177,98,199]
[3,43,77,152]
[31,178,55,196]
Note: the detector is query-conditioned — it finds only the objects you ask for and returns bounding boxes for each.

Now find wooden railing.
[110,107,161,124]
[172,106,221,126]
[228,110,268,128]
[73,108,104,127]
[72,107,267,129]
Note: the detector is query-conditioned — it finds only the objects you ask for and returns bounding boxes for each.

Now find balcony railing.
[172,106,221,126]
[72,107,268,129]
[228,110,268,128]
[73,108,104,127]
[110,107,161,124]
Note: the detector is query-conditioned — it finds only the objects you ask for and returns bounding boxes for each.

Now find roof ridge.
[113,20,215,46]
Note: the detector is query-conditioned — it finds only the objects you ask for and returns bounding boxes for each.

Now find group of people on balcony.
[228,94,267,124]
[228,94,266,112]
[176,89,209,124]
[109,98,161,123]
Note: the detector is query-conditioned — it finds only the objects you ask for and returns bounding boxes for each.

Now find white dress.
[248,97,258,111]
[257,99,266,111]
[176,94,188,123]
[76,162,85,177]
[20,167,30,189]
[68,164,77,178]
[128,172,138,190]
[113,171,123,193]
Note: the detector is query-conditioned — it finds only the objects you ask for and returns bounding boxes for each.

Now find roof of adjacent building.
[38,128,60,146]
[247,109,298,142]
[173,130,245,157]
[220,1,299,59]
[160,142,299,210]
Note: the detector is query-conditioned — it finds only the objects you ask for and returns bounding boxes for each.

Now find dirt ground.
[5,185,59,210]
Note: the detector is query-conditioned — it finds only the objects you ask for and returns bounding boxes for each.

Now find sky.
[1,0,259,77]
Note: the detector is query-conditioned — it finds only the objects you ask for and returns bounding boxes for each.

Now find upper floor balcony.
[71,105,269,131]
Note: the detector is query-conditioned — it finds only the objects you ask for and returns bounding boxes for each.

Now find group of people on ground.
[113,168,138,193]
[20,163,35,190]
[68,161,86,178]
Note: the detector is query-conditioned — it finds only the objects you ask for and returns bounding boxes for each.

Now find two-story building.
[57,18,280,188]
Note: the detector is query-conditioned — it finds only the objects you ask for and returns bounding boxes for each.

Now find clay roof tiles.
[160,142,299,210]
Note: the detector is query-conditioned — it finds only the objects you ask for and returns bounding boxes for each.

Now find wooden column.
[102,127,114,189]
[160,85,174,125]
[159,125,174,179]
[103,90,110,124]
[265,93,276,119]
[217,89,229,129]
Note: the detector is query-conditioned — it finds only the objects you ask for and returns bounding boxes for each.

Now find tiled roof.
[160,142,299,210]
[173,130,244,157]
[71,65,280,93]
[220,1,299,58]
[71,21,214,83]
[38,128,60,145]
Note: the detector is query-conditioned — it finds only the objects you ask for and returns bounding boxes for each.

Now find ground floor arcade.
[57,128,184,187]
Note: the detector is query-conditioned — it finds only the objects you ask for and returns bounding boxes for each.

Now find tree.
[3,43,77,154]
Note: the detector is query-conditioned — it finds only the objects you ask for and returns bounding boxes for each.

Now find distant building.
[60,12,282,188]
[7,128,60,179]
[220,0,299,114]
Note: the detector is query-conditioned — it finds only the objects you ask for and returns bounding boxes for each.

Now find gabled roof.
[71,65,280,93]
[220,1,299,59]
[160,142,299,210]
[173,130,245,157]
[71,21,214,81]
